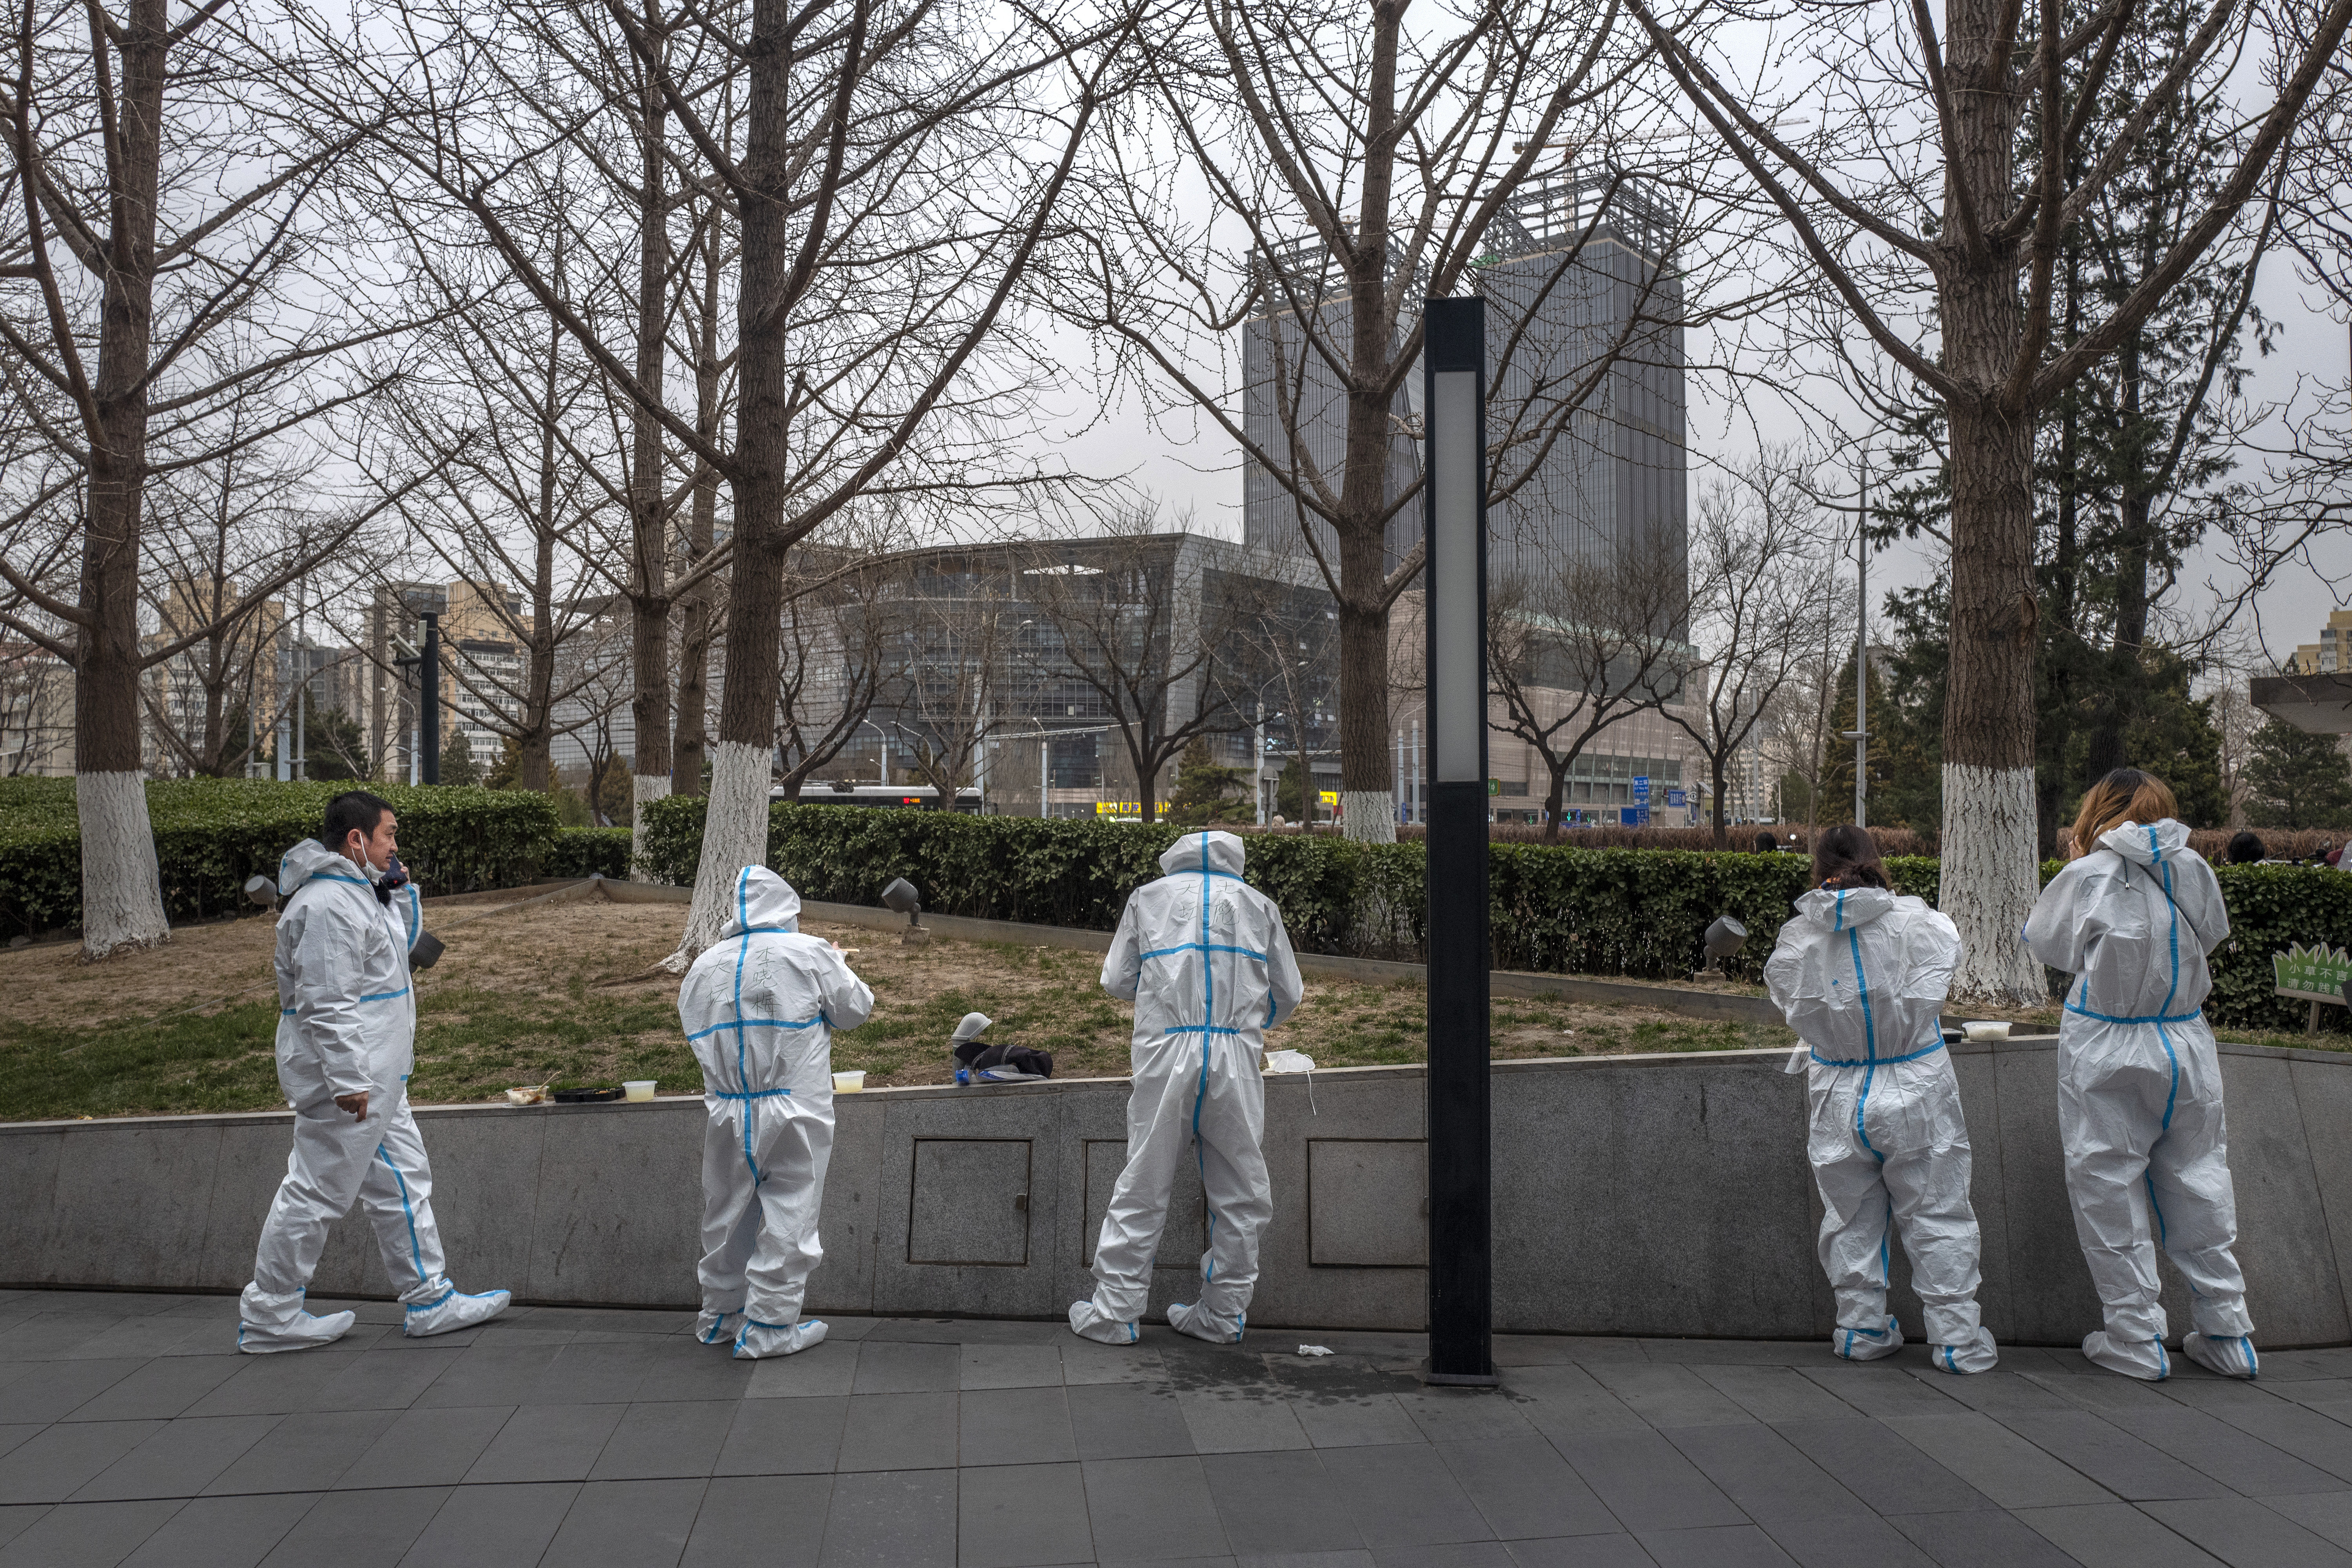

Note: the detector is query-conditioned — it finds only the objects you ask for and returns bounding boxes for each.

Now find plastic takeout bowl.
[832,1071,866,1093]
[1961,1021,2012,1042]
[623,1080,656,1102]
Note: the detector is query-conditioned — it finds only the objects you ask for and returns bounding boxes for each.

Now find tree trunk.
[1542,760,1566,842]
[672,243,724,798]
[626,26,674,873]
[1712,748,1728,847]
[76,0,172,960]
[2082,336,2149,783]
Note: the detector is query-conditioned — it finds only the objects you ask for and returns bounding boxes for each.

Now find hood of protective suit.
[1791,884,1897,931]
[1158,831,1245,879]
[719,866,801,937]
[279,836,360,897]
[2097,817,2193,867]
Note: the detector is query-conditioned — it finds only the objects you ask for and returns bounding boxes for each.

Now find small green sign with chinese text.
[2273,942,2352,1005]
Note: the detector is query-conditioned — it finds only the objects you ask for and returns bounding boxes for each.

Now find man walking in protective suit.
[677,867,874,1358]
[239,792,510,1351]
[1071,831,1303,1345]
[2027,769,2257,1380]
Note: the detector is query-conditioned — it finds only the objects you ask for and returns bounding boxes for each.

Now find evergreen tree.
[485,735,524,790]
[1166,738,1251,827]
[301,707,370,782]
[438,733,482,788]
[2243,721,2352,829]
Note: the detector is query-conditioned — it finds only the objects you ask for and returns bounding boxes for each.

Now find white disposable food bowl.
[622,1080,657,1102]
[1961,1021,2011,1042]
[833,1070,866,1093]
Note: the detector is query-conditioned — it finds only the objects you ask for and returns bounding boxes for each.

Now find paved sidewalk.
[0,1289,2348,1566]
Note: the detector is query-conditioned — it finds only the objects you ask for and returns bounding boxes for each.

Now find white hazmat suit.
[677,867,874,1358]
[240,838,510,1352]
[2026,818,2256,1381]
[1765,884,1997,1372]
[1071,832,1304,1345]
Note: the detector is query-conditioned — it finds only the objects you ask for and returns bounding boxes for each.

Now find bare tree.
[1630,0,2352,999]
[1670,454,1845,848]
[1485,530,1692,842]
[881,557,1007,811]
[0,635,71,775]
[772,544,900,797]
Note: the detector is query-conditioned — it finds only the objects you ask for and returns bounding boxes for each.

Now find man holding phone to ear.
[237,790,510,1352]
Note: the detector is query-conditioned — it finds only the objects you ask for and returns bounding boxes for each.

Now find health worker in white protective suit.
[1764,825,1998,1373]
[240,792,511,1352]
[677,867,874,1358]
[1070,831,1304,1345]
[2025,769,2257,1381]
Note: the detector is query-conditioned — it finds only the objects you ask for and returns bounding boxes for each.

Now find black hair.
[323,791,394,851]
[1812,822,1889,890]
[1753,830,1778,853]
[2225,830,2266,865]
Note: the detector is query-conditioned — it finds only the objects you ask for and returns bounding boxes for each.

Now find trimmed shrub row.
[639,796,2352,1036]
[0,778,579,939]
[543,827,632,881]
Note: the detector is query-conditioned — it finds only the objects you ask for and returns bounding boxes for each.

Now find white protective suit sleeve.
[287,895,375,1100]
[1101,900,1143,1001]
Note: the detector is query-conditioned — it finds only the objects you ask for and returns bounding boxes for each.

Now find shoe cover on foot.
[695,1308,742,1346]
[1929,1327,1998,1374]
[733,1318,826,1359]
[1167,1301,1245,1344]
[2082,1330,2169,1379]
[1831,1317,1904,1362]
[403,1286,512,1338]
[1068,1299,1138,1345]
[2181,1332,2258,1379]
[238,1308,355,1354]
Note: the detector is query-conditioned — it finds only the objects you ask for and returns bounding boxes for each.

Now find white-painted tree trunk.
[630,773,672,882]
[1339,790,1397,844]
[663,741,769,971]
[1939,762,2047,1005]
[77,771,170,960]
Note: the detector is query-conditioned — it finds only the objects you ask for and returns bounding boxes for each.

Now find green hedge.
[544,827,632,880]
[0,778,560,939]
[640,797,2351,1035]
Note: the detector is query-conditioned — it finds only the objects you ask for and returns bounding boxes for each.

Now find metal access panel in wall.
[907,1138,1033,1266]
[1081,1139,1204,1268]
[1308,1138,1428,1267]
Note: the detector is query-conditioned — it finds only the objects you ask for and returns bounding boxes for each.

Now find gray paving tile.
[1640,1341,1819,1367]
[2271,1381,2352,1423]
[2013,1503,2225,1567]
[682,1474,832,1568]
[1583,1363,1754,1430]
[1885,1507,2080,1568]
[2140,1497,2352,1568]
[1396,1391,1539,1445]
[181,1351,371,1418]
[1436,1437,1617,1541]
[510,1307,695,1337]
[57,1356,242,1423]
[637,1343,756,1403]
[1200,1450,1363,1556]
[1320,1442,1494,1547]
[410,1343,567,1408]
[2100,1401,2346,1496]
[1083,1455,1230,1563]
[714,1394,847,1475]
[1991,1410,2235,1501]
[330,1403,513,1489]
[1694,1367,1857,1425]
[1765,1417,1993,1515]
[1904,1369,2074,1415]
[1759,1515,1936,1568]
[958,1459,1094,1568]
[0,1505,41,1552]
[0,1314,136,1362]
[541,1476,705,1568]
[1292,1395,1423,1450]
[1501,1365,1648,1438]
[1664,1422,1872,1526]
[2158,1381,2352,1485]
[308,1347,462,1412]
[1878,1413,2114,1508]
[258,1487,453,1568]
[464,1401,626,1483]
[1504,1536,1657,1568]
[0,1421,165,1505]
[56,1318,214,1363]
[2266,1492,2352,1540]
[855,1340,961,1394]
[529,1336,666,1403]
[118,1490,314,1567]
[0,1434,31,1469]
[963,1386,1078,1466]
[747,1342,861,1398]
[820,1467,957,1568]
[0,1498,180,1566]
[1791,1364,1966,1419]
[590,1400,740,1481]
[1069,1382,1195,1459]
[838,1391,958,1472]
[393,1479,576,1567]
[1633,1524,1796,1566]
[200,1408,397,1495]
[1061,1340,1166,1386]
[71,1414,281,1502]
[1180,1388,1312,1454]
[962,1344,1064,1391]
[1550,1429,1746,1533]
[1366,1546,1513,1568]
